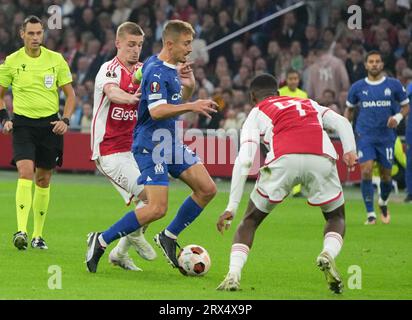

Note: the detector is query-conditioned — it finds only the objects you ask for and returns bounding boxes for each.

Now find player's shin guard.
[16,179,33,233]
[361,179,375,214]
[100,211,141,246]
[32,185,50,239]
[229,243,250,278]
[166,196,203,238]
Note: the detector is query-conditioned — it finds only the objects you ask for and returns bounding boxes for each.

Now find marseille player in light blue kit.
[405,82,412,203]
[86,20,218,272]
[345,51,409,224]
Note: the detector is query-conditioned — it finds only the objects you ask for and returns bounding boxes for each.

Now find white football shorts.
[95,152,144,205]
[251,154,344,213]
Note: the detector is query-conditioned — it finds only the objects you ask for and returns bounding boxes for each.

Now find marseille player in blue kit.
[345,51,409,224]
[86,20,218,272]
[405,82,412,203]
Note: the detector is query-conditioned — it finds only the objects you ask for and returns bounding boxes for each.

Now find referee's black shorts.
[12,114,63,169]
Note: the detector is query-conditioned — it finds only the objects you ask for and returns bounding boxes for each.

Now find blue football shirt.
[346,77,409,142]
[132,55,183,153]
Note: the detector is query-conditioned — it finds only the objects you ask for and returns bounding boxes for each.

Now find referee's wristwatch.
[61,117,70,126]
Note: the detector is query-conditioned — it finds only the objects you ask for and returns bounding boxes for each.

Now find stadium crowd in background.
[0,0,411,132]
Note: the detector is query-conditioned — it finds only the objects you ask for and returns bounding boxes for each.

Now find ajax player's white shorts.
[251,154,344,214]
[95,152,144,205]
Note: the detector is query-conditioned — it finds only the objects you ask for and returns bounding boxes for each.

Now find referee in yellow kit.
[0,16,75,250]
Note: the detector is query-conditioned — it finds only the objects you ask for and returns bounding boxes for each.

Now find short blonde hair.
[162,20,195,43]
[116,22,144,39]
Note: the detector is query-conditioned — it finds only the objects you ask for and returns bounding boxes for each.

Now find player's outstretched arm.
[217,108,260,234]
[150,99,217,120]
[217,139,259,234]
[104,83,141,105]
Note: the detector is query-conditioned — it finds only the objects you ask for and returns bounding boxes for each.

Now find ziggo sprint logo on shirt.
[111,107,138,121]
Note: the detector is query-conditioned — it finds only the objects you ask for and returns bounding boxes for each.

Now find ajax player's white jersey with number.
[92,57,143,204]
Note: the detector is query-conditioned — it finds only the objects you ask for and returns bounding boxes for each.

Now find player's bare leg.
[360,160,377,224]
[378,165,392,224]
[217,200,269,291]
[178,163,217,208]
[317,202,346,294]
[154,163,217,268]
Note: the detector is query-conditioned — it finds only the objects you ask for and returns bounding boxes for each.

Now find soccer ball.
[177,244,211,276]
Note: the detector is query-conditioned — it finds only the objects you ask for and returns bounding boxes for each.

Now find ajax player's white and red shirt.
[241,96,339,165]
[91,57,142,160]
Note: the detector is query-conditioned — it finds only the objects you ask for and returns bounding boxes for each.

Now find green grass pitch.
[0,170,411,300]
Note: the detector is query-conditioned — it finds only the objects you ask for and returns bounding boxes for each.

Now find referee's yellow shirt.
[0,46,72,119]
[278,86,308,99]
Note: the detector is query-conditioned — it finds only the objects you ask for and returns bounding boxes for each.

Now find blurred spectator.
[216,10,238,40]
[301,25,320,56]
[233,66,251,91]
[379,40,396,74]
[75,56,92,85]
[306,46,349,101]
[111,0,132,27]
[80,102,93,133]
[195,0,209,17]
[77,6,101,40]
[228,42,245,74]
[382,0,405,26]
[306,0,330,28]
[278,12,305,48]
[210,0,224,16]
[346,47,367,84]
[321,89,341,114]
[96,0,115,16]
[250,0,277,50]
[84,38,104,81]
[63,32,82,73]
[278,69,308,99]
[190,38,209,66]
[290,41,304,72]
[188,12,202,36]
[403,42,412,67]
[394,29,411,59]
[395,58,408,81]
[221,108,244,130]
[266,40,281,75]
[199,10,219,44]
[174,0,195,22]
[254,57,268,76]
[195,67,215,94]
[155,9,168,42]
[233,0,251,27]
